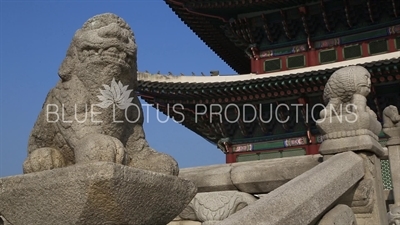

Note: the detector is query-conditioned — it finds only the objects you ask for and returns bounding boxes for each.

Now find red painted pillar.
[337,46,344,61]
[307,135,320,155]
[257,58,264,74]
[308,143,320,155]
[362,42,369,57]
[307,48,318,66]
[225,146,236,163]
[226,153,236,163]
[388,37,396,52]
[251,59,257,73]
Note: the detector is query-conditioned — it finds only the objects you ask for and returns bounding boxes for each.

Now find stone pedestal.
[317,112,385,157]
[317,112,388,225]
[0,162,197,225]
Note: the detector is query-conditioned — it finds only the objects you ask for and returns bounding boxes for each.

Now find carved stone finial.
[320,66,372,119]
[316,66,384,156]
[24,13,178,176]
[383,105,400,128]
[382,105,400,146]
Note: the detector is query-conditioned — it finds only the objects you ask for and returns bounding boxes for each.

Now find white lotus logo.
[97,78,134,109]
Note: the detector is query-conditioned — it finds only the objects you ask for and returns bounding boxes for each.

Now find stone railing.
[170,152,387,225]
[170,66,394,225]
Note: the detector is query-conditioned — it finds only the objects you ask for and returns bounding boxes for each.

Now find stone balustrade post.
[382,105,400,225]
[316,66,388,225]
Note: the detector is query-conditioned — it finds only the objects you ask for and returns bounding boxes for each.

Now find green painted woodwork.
[259,151,281,160]
[236,153,260,162]
[253,141,285,151]
[368,39,388,55]
[319,48,337,64]
[231,130,316,145]
[343,44,362,59]
[236,148,306,162]
[282,148,306,157]
[264,58,281,72]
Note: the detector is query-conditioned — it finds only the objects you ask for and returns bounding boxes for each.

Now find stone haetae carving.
[383,105,400,146]
[23,13,178,175]
[1,13,198,225]
[321,66,373,119]
[316,66,385,157]
[179,191,256,223]
[383,105,400,128]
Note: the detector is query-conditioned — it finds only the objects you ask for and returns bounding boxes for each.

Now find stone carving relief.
[23,13,178,175]
[179,191,256,224]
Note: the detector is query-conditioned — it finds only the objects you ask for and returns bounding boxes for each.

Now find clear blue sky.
[0,0,236,177]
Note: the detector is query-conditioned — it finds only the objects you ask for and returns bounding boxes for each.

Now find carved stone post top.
[383,105,400,146]
[317,66,384,156]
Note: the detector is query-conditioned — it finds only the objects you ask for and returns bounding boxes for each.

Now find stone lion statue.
[23,13,178,176]
[320,66,375,119]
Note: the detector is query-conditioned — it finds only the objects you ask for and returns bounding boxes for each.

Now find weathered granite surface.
[388,206,400,225]
[179,191,257,223]
[24,13,178,175]
[179,154,321,193]
[0,216,9,225]
[0,162,197,225]
[168,221,201,225]
[338,152,388,225]
[216,152,364,225]
[318,204,357,225]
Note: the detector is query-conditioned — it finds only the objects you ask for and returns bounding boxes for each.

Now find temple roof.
[165,0,400,73]
[138,52,400,103]
[137,53,400,145]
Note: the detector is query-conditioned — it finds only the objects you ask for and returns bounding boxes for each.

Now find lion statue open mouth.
[23,13,179,176]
